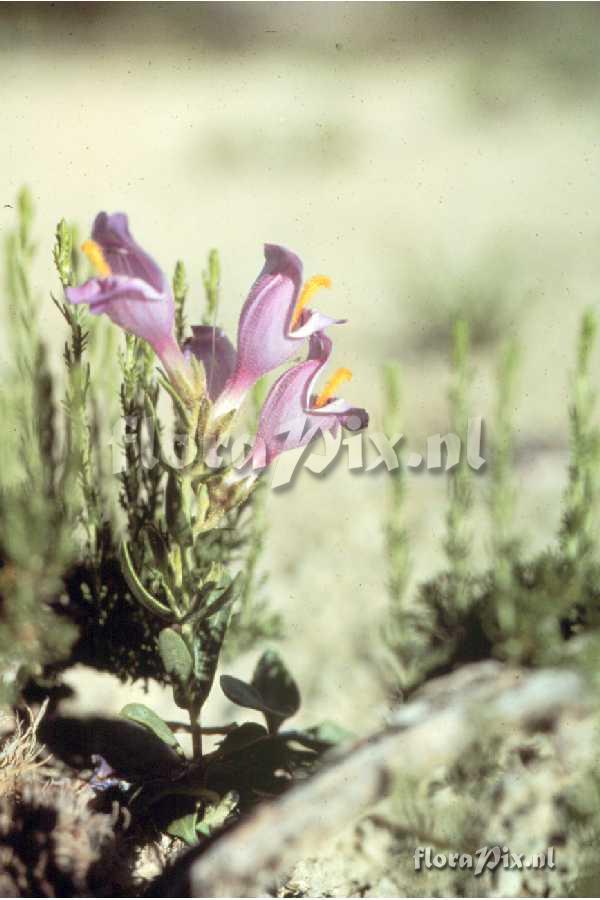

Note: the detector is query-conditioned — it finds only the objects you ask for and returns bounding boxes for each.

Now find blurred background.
[2,2,600,732]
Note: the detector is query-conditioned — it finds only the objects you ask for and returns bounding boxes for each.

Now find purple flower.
[183,326,236,402]
[65,213,188,390]
[208,244,343,416]
[249,331,368,469]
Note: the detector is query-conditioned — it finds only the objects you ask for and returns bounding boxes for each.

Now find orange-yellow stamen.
[81,239,112,277]
[290,274,332,330]
[314,367,352,408]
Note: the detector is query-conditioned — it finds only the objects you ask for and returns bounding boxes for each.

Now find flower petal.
[66,213,192,398]
[250,331,368,469]
[234,243,303,381]
[92,212,166,292]
[66,274,174,351]
[290,309,346,339]
[183,326,237,402]
[216,244,343,415]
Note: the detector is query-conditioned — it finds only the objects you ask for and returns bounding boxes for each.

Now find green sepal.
[120,702,184,756]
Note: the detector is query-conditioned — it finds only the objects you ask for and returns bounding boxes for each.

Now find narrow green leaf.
[202,248,220,325]
[166,471,193,545]
[189,600,233,709]
[156,372,193,430]
[173,259,188,345]
[119,541,172,621]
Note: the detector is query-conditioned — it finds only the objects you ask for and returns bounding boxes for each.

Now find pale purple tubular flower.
[212,244,343,416]
[248,331,368,470]
[65,213,188,389]
[183,326,237,402]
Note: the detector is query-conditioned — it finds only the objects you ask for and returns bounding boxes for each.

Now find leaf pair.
[220,649,300,733]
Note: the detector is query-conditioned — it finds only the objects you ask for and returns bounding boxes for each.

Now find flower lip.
[248,329,368,470]
[66,274,165,308]
[302,332,357,413]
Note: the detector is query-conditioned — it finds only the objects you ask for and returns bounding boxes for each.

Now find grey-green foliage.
[0,190,78,703]
[378,361,410,687]
[202,248,220,326]
[383,307,600,692]
[382,321,479,690]
[488,338,521,639]
[561,308,600,564]
[173,259,188,345]
[444,319,474,611]
[382,361,410,605]
[489,338,520,568]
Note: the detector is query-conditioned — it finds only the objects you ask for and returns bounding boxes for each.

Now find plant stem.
[166,721,237,735]
[189,705,203,760]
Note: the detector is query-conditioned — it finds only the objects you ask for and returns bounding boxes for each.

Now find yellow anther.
[81,239,112,277]
[290,274,332,330]
[314,367,352,408]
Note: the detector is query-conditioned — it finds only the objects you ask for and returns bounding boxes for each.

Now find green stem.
[189,704,203,760]
[165,721,236,735]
